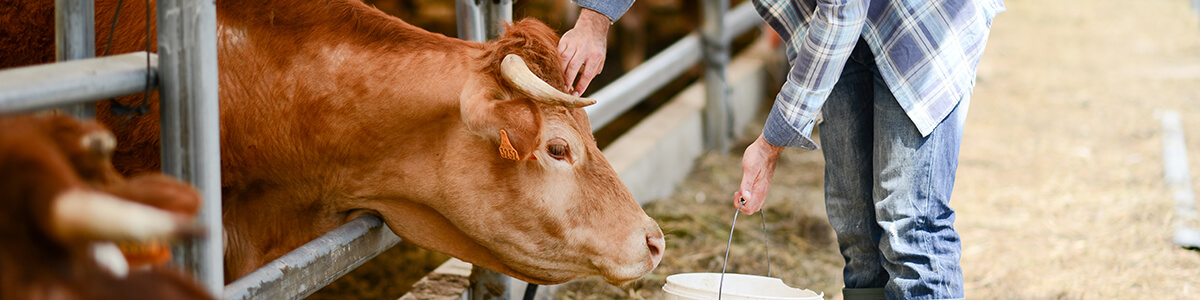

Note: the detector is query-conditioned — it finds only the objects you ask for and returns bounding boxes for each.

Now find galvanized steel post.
[55,0,96,118]
[702,0,731,153]
[457,0,486,42]
[158,0,223,294]
[482,0,513,40]
[462,2,516,298]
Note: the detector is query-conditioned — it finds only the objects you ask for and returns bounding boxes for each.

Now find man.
[557,0,634,96]
[733,0,1004,299]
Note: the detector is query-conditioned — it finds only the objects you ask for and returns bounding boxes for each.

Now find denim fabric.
[819,41,967,300]
[574,0,634,23]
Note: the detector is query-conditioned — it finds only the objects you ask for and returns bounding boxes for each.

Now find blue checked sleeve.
[574,0,635,23]
[761,0,867,150]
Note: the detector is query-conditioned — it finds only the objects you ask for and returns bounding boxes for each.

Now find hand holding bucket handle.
[718,197,774,299]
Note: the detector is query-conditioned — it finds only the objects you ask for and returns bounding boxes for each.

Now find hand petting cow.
[0,114,211,300]
[1,0,663,286]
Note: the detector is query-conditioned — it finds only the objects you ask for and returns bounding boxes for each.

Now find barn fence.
[0,0,764,299]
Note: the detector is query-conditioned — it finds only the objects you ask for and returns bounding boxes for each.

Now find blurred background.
[314,0,1200,299]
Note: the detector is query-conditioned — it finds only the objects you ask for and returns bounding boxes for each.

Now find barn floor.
[558,0,1200,298]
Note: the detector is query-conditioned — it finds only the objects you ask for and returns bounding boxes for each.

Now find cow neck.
[214,0,498,202]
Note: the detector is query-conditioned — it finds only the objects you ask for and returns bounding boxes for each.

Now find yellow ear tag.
[498,129,520,160]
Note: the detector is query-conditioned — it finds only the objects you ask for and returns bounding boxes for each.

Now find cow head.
[371,20,664,285]
[0,114,209,299]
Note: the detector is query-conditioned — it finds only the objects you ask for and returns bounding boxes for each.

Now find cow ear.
[460,79,542,161]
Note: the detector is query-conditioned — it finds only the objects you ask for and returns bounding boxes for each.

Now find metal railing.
[2,0,762,299]
[224,215,402,300]
[156,0,223,292]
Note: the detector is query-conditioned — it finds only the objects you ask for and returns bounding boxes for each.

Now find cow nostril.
[646,234,664,261]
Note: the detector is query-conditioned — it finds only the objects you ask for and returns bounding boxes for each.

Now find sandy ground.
[560,0,1200,298]
[957,0,1200,298]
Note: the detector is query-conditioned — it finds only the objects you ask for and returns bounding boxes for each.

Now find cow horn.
[51,189,190,242]
[500,54,597,108]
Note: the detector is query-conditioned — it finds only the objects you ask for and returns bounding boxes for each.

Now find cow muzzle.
[595,220,665,286]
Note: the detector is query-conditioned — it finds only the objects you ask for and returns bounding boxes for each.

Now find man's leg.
[819,41,889,295]
[872,78,969,299]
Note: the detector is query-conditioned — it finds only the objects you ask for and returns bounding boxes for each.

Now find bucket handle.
[718,198,773,299]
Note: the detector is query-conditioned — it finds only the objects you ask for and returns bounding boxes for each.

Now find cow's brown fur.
[1,0,662,285]
[0,114,210,300]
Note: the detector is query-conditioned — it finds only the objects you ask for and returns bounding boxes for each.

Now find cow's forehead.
[538,106,594,140]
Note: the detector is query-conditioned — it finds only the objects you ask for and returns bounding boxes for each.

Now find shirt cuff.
[762,91,820,150]
[574,0,633,23]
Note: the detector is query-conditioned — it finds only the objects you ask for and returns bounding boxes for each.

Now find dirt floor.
[957,0,1200,298]
[560,0,1200,299]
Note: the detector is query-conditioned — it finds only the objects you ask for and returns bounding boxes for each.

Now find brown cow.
[1,0,664,285]
[0,114,211,300]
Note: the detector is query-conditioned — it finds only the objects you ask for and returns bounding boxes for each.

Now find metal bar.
[158,0,223,294]
[456,0,485,42]
[466,2,517,298]
[586,34,702,130]
[723,2,761,45]
[469,266,512,300]
[0,52,158,113]
[701,0,731,152]
[223,215,403,300]
[585,1,761,131]
[55,0,97,118]
[481,0,513,40]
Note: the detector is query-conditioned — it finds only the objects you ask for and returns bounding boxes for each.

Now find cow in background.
[0,114,210,300]
[1,0,663,286]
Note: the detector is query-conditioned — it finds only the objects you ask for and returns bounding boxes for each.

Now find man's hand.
[558,8,610,97]
[734,134,784,215]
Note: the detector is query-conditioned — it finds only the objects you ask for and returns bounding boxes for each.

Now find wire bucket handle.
[717,197,773,299]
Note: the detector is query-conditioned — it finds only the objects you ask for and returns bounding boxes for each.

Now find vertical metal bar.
[158,0,223,294]
[466,2,514,297]
[481,0,513,40]
[55,0,96,118]
[456,0,486,42]
[469,266,511,300]
[702,0,731,152]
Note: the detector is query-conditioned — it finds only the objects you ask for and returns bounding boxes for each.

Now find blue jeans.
[818,41,968,300]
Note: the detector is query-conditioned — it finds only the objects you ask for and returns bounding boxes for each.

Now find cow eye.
[547,139,569,160]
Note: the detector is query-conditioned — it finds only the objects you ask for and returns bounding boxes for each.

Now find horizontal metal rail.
[0,52,158,114]
[223,215,402,300]
[585,1,761,130]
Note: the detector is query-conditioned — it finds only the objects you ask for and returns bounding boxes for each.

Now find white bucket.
[662,273,823,300]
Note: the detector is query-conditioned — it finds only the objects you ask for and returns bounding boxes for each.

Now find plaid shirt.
[755,0,1005,149]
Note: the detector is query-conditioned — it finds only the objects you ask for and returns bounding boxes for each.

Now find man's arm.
[574,0,635,24]
[737,0,868,215]
[761,0,868,150]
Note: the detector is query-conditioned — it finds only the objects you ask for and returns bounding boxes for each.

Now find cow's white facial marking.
[80,130,116,157]
[90,242,129,278]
